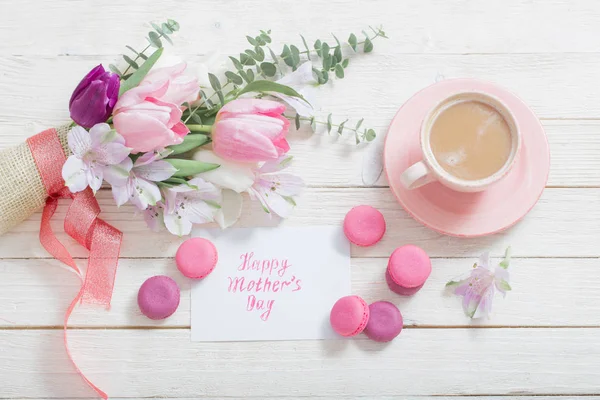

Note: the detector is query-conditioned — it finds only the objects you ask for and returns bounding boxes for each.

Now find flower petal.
[86,165,104,193]
[218,98,286,117]
[88,123,112,147]
[187,177,222,201]
[143,204,165,232]
[111,181,132,207]
[103,157,133,187]
[131,178,162,210]
[215,189,243,229]
[62,156,88,193]
[67,126,92,158]
[193,150,255,192]
[134,160,177,182]
[164,212,193,236]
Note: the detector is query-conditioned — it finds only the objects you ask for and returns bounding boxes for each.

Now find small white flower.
[248,156,304,218]
[107,151,177,210]
[163,177,222,236]
[61,124,131,193]
[142,203,165,232]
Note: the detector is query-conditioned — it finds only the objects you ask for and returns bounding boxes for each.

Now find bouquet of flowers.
[0,20,385,237]
[0,20,386,398]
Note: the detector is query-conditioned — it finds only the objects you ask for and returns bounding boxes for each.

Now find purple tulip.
[69,64,120,128]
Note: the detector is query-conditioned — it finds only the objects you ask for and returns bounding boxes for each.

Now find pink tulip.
[113,63,199,153]
[212,99,290,163]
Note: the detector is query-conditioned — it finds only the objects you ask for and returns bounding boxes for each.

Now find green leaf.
[254,46,265,61]
[255,36,266,46]
[321,70,329,84]
[148,31,162,48]
[240,53,256,66]
[122,55,139,70]
[164,177,199,190]
[281,45,294,67]
[167,19,180,31]
[125,45,139,55]
[165,159,220,177]
[260,32,272,43]
[189,112,203,124]
[321,42,330,56]
[334,46,342,63]
[208,73,221,91]
[364,37,374,53]
[300,34,311,60]
[290,45,301,68]
[229,56,244,71]
[498,280,512,291]
[312,68,323,83]
[119,48,163,96]
[310,117,316,132]
[365,128,376,141]
[268,47,279,63]
[322,54,331,70]
[342,58,349,68]
[161,22,173,34]
[260,62,276,77]
[355,118,364,131]
[334,64,344,78]
[327,113,332,133]
[167,134,209,155]
[295,113,301,130]
[245,49,258,60]
[246,68,255,82]
[225,71,243,85]
[238,69,251,84]
[161,32,173,45]
[108,64,123,76]
[314,39,322,50]
[151,22,163,34]
[500,246,512,269]
[446,280,461,287]
[337,119,348,135]
[216,90,225,106]
[246,35,258,46]
[348,33,358,51]
[236,80,307,101]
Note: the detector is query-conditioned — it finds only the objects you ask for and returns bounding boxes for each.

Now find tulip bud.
[69,65,120,128]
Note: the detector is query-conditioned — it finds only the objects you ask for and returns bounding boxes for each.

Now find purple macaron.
[363,301,403,342]
[137,275,181,320]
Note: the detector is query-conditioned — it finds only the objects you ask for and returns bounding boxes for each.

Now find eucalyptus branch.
[110,19,180,78]
[285,114,377,144]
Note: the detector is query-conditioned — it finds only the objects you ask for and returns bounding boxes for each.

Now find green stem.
[122,22,176,76]
[285,115,358,134]
[185,81,233,123]
[296,31,385,57]
[186,124,213,133]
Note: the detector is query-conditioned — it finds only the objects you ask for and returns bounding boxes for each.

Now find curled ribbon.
[27,128,122,399]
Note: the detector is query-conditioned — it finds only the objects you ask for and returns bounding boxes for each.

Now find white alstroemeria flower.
[248,155,304,218]
[106,151,177,210]
[193,149,255,229]
[61,124,131,193]
[163,177,222,236]
[273,61,316,117]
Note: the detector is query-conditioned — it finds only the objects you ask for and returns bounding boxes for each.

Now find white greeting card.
[190,226,351,341]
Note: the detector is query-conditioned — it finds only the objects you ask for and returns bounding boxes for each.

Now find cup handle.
[400,161,436,190]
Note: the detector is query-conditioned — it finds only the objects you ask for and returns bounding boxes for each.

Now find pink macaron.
[364,301,403,342]
[386,245,432,295]
[176,237,218,279]
[137,275,180,320]
[330,295,370,337]
[343,205,386,247]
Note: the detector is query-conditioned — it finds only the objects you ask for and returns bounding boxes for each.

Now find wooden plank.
[1,257,599,328]
[2,0,600,55]
[1,328,599,398]
[12,397,599,400]
[3,54,600,136]
[0,188,598,259]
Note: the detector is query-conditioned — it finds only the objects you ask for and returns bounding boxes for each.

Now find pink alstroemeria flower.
[248,155,304,218]
[106,151,177,210]
[113,63,199,153]
[446,247,512,319]
[61,124,130,193]
[163,177,222,236]
[212,99,290,163]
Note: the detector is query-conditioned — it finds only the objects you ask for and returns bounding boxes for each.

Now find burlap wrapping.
[0,125,71,235]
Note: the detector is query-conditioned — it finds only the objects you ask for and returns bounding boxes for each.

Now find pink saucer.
[384,79,550,237]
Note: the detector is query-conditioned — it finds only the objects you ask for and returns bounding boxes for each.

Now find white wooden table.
[1,0,600,398]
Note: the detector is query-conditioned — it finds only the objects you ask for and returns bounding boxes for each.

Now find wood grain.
[1,257,598,328]
[1,328,599,398]
[0,188,598,259]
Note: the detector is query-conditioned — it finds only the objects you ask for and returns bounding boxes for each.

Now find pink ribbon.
[27,128,122,399]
